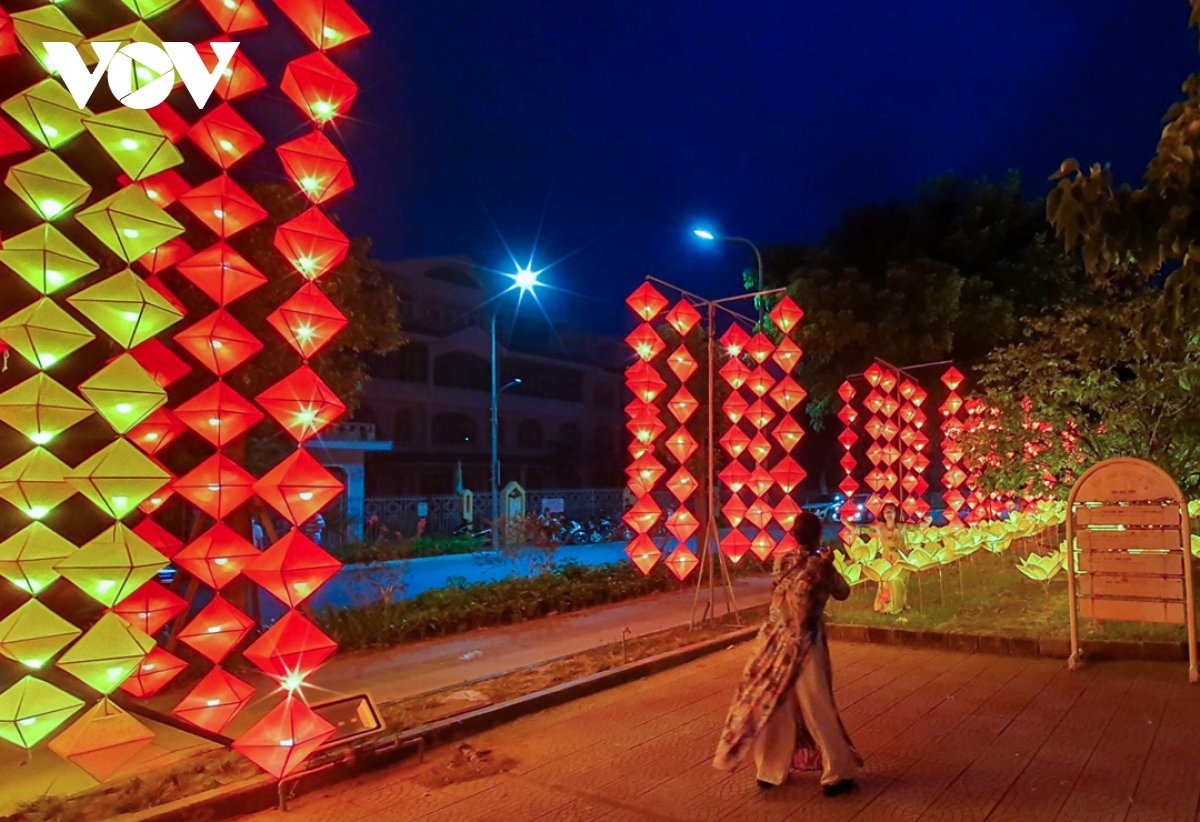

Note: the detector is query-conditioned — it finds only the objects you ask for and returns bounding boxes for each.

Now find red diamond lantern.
[129,408,187,455]
[838,381,856,402]
[626,282,667,321]
[625,360,666,403]
[941,366,964,391]
[175,310,264,376]
[747,466,775,497]
[719,357,751,390]
[667,346,698,382]
[274,0,371,51]
[133,518,184,559]
[722,495,748,527]
[767,296,803,333]
[189,105,264,169]
[175,454,257,520]
[175,381,264,447]
[720,324,750,356]
[179,176,267,240]
[130,339,191,388]
[665,300,701,335]
[719,462,751,493]
[722,392,749,424]
[719,426,751,458]
[750,531,775,562]
[666,467,697,502]
[267,283,347,358]
[277,130,354,205]
[274,208,350,280]
[745,498,772,529]
[773,337,802,373]
[720,530,751,564]
[773,497,801,530]
[197,0,268,33]
[119,646,187,699]
[282,52,358,124]
[666,388,699,424]
[202,38,268,101]
[770,456,807,493]
[664,546,699,581]
[744,333,774,365]
[622,495,661,534]
[626,454,666,497]
[232,697,336,779]
[664,507,698,543]
[174,667,256,734]
[242,531,340,609]
[624,534,662,575]
[664,428,698,463]
[177,596,255,663]
[138,237,194,276]
[770,377,806,412]
[253,449,343,525]
[177,243,267,306]
[244,611,337,681]
[174,523,259,590]
[626,324,665,362]
[256,366,346,442]
[112,580,187,635]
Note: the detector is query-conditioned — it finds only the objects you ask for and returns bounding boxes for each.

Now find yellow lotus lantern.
[68,270,184,349]
[1015,550,1066,591]
[56,612,156,694]
[82,108,183,182]
[0,446,74,518]
[0,676,84,749]
[65,438,171,519]
[0,223,98,294]
[0,297,95,370]
[0,522,76,595]
[76,185,184,263]
[5,152,93,220]
[78,354,169,433]
[48,698,154,782]
[54,524,165,606]
[0,373,94,445]
[1,78,91,149]
[0,599,81,670]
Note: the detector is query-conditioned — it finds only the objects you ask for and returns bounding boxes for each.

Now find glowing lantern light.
[243,531,340,609]
[625,324,665,362]
[274,0,370,50]
[719,357,751,391]
[720,324,750,357]
[667,345,698,382]
[773,337,802,373]
[2,78,89,149]
[837,405,858,427]
[665,300,701,335]
[179,175,268,239]
[625,454,665,497]
[129,408,187,455]
[770,376,806,411]
[175,309,264,376]
[664,507,698,543]
[174,453,257,520]
[747,433,772,463]
[56,612,155,694]
[720,530,751,564]
[274,207,350,280]
[722,392,749,424]
[0,447,74,519]
[624,534,661,575]
[197,0,268,33]
[79,353,169,434]
[767,296,803,333]
[746,367,774,398]
[55,524,166,607]
[863,363,883,388]
[281,52,358,124]
[112,580,186,636]
[0,297,94,370]
[665,428,698,463]
[0,109,25,157]
[120,168,190,210]
[176,381,264,447]
[745,399,775,430]
[177,596,255,663]
[775,534,800,555]
[67,269,184,349]
[747,466,775,497]
[0,523,74,595]
[119,646,187,699]
[664,546,699,581]
[625,360,667,403]
[750,531,775,562]
[132,518,183,560]
[173,667,256,734]
[257,366,346,442]
[718,462,751,494]
[175,523,259,590]
[244,610,337,680]
[5,152,92,221]
[277,130,354,204]
[772,497,802,530]
[745,498,772,530]
[0,599,80,670]
[147,102,188,143]
[0,374,93,445]
[721,495,748,529]
[744,333,774,365]
[66,439,171,519]
[626,282,668,322]
[719,426,751,458]
[76,185,184,262]
[82,108,182,182]
[666,467,697,502]
[623,496,661,535]
[0,677,83,749]
[941,366,965,391]
[771,456,807,493]
[130,339,192,388]
[667,387,699,424]
[0,223,97,294]
[254,449,343,526]
[188,104,265,169]
[626,409,666,446]
[268,282,348,358]
[201,38,268,100]
[231,697,336,780]
[48,698,155,783]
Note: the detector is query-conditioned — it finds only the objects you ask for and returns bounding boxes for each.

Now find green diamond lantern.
[0,676,84,749]
[55,524,165,607]
[10,8,88,76]
[65,439,171,519]
[56,612,155,694]
[0,522,76,595]
[5,152,92,221]
[0,447,75,519]
[68,270,184,349]
[1,78,91,149]
[83,108,183,182]
[79,353,168,433]
[0,373,94,445]
[0,223,98,294]
[0,599,81,670]
[0,297,95,369]
[117,0,187,20]
[76,185,183,262]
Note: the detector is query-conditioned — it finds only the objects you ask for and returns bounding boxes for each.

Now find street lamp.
[491,270,540,552]
[692,228,764,293]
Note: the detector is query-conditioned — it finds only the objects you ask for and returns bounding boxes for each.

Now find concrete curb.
[113,623,760,822]
[826,623,1190,661]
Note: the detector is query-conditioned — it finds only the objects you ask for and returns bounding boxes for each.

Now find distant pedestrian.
[251,517,266,549]
[713,511,862,796]
[300,513,325,546]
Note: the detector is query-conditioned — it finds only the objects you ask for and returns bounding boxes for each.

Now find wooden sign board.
[1065,457,1197,682]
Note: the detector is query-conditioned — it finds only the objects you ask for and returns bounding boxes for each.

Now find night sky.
[333,1,1199,333]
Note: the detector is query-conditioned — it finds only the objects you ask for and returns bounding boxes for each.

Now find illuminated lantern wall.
[624,282,806,577]
[0,0,366,783]
[939,366,968,527]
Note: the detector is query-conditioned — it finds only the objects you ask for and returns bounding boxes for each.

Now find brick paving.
[236,642,1200,822]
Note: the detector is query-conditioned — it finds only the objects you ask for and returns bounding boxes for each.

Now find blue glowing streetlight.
[690,227,764,293]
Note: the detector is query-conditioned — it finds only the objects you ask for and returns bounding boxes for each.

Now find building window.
[433,412,477,445]
[376,341,429,383]
[558,423,582,449]
[392,408,414,443]
[433,351,490,391]
[517,419,543,449]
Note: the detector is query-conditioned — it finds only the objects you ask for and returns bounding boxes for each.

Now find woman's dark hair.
[794,511,823,549]
[881,503,900,522]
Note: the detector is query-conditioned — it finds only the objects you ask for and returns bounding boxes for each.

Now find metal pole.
[491,312,500,553]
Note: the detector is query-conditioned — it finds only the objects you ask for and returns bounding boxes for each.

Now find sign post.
[1065,457,1197,682]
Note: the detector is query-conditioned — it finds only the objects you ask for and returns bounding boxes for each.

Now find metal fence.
[362,488,627,538]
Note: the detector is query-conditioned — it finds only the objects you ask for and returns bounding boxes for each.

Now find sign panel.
[1076,550,1184,577]
[1076,528,1180,551]
[1075,506,1180,528]
[1077,575,1184,601]
[1080,598,1186,625]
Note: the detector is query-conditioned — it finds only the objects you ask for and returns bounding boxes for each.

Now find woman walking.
[713,512,862,796]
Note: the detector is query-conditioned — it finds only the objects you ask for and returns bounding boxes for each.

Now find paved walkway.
[236,642,1200,822]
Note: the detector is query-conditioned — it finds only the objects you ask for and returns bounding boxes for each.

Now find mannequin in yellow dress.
[872,504,908,614]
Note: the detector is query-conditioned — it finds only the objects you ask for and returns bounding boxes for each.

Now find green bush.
[332,535,486,565]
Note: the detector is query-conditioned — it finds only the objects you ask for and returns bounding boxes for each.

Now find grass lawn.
[827,547,1194,643]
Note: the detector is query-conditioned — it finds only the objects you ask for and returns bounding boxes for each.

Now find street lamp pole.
[490,312,500,553]
[693,229,764,305]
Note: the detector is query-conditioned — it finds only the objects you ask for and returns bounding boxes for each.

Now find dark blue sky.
[331,0,1198,331]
